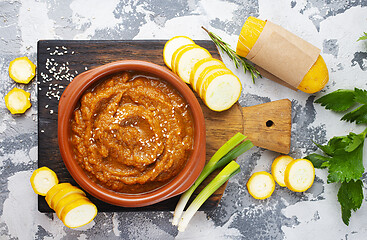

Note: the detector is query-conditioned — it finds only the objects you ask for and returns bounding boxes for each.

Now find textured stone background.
[0,0,366,239]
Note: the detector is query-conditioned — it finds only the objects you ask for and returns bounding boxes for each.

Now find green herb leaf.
[315,89,355,112]
[201,26,261,83]
[326,142,364,183]
[314,142,336,156]
[314,136,349,156]
[316,88,367,125]
[353,88,367,104]
[357,32,367,41]
[341,105,367,124]
[305,153,329,168]
[343,132,365,152]
[322,131,365,183]
[309,130,365,183]
[337,180,363,225]
[305,128,366,225]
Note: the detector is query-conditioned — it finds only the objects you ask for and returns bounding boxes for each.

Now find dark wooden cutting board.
[37,40,243,213]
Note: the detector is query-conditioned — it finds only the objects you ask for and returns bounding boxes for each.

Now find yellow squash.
[4,88,31,114]
[9,56,36,84]
[236,16,329,94]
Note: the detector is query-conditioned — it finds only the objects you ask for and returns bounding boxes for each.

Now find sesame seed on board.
[40,45,81,115]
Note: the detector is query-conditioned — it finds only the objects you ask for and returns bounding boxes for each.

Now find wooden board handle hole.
[266,120,274,127]
[242,99,291,154]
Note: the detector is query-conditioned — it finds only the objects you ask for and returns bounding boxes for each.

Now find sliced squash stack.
[190,58,225,91]
[163,36,195,70]
[247,155,315,200]
[175,45,211,83]
[163,36,242,112]
[271,155,315,192]
[30,167,97,228]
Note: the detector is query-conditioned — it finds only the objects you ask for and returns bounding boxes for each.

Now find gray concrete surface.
[0,0,366,239]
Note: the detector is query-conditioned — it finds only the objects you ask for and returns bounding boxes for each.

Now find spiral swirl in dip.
[70,71,194,193]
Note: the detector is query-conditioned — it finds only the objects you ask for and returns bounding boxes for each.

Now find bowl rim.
[58,60,206,207]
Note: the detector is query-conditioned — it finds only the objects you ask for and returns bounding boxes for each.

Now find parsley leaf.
[316,88,367,124]
[337,180,363,226]
[315,89,355,112]
[305,128,367,225]
[326,139,364,183]
[343,132,365,152]
[357,32,367,41]
[310,130,366,183]
[304,153,329,168]
[353,88,367,105]
[341,105,367,124]
[314,137,345,156]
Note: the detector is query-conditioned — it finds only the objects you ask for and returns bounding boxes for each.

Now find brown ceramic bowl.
[58,60,206,207]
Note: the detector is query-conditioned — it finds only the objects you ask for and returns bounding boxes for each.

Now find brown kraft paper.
[247,21,320,89]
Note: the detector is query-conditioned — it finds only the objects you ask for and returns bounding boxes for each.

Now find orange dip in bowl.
[70,71,194,194]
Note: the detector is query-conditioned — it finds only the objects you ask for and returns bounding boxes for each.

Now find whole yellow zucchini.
[236,16,329,94]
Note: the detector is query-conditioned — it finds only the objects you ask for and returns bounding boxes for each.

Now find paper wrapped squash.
[236,17,329,94]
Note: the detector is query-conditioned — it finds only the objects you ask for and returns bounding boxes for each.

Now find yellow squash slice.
[196,65,231,97]
[29,167,98,229]
[284,159,315,192]
[175,45,212,84]
[9,56,36,84]
[163,36,195,69]
[190,58,225,92]
[60,198,98,229]
[4,88,31,114]
[201,71,242,112]
[55,192,88,218]
[50,185,86,210]
[45,183,73,207]
[163,36,242,112]
[236,16,329,94]
[247,171,275,200]
[271,155,294,187]
[30,167,59,196]
[171,44,197,74]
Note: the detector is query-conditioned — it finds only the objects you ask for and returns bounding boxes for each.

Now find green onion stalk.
[178,161,241,232]
[172,132,253,228]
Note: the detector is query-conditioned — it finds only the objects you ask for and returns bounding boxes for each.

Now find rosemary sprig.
[202,26,261,83]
